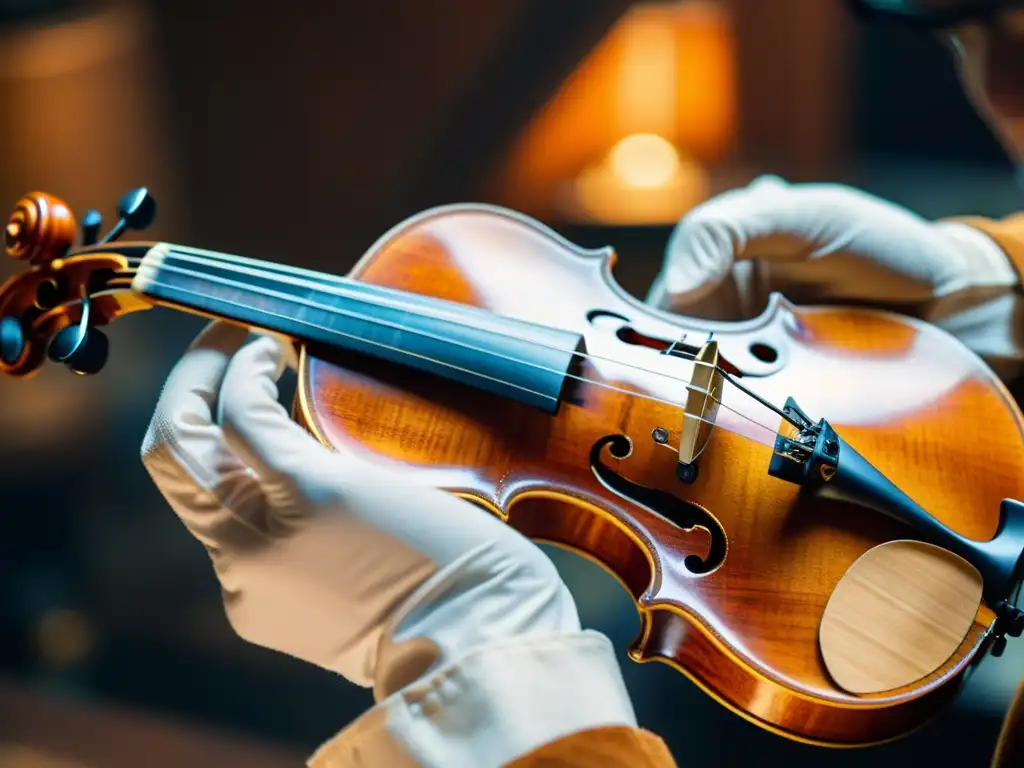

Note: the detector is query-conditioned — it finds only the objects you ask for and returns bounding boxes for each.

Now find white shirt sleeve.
[308,630,638,768]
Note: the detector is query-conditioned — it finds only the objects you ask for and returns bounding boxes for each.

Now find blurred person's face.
[947,11,1024,162]
[853,2,1024,160]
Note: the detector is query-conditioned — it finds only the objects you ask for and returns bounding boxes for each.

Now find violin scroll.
[0,187,158,378]
[6,192,77,265]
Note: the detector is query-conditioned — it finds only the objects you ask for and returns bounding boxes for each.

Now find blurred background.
[0,0,1021,765]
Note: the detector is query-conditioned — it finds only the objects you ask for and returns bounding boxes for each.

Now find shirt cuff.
[308,630,637,768]
[936,219,1021,290]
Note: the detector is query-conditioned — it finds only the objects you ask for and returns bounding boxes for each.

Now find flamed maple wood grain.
[291,205,1024,746]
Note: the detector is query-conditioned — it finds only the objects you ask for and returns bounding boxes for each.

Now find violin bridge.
[677,338,723,484]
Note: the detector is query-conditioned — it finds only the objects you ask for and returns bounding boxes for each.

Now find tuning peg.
[66,328,108,375]
[117,187,156,229]
[97,187,157,244]
[1008,608,1024,638]
[992,635,1008,657]
[48,323,85,364]
[48,324,108,375]
[0,316,24,365]
[81,209,103,246]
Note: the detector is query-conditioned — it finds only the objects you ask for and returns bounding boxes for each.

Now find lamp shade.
[493,0,736,224]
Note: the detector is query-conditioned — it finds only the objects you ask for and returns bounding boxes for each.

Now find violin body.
[294,205,1024,746]
[4,190,1024,747]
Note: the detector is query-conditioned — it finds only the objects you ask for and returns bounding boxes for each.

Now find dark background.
[0,1,1021,766]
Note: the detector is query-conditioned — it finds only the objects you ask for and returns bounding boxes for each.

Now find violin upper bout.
[350,203,619,306]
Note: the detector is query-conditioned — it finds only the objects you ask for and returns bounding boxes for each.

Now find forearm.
[945,213,1024,281]
[992,679,1024,768]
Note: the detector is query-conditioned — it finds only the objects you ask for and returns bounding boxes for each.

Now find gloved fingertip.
[748,174,789,192]
[150,322,251,430]
[218,336,330,481]
[142,321,253,493]
[231,335,288,391]
[188,321,251,356]
[265,333,300,377]
[643,274,669,308]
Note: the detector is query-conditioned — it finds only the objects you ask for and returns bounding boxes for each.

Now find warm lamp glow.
[494,1,735,224]
[608,133,682,188]
[572,143,706,226]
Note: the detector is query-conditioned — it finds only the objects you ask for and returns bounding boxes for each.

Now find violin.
[3,188,1024,747]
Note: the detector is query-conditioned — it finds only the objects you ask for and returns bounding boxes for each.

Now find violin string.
[141,251,787,442]
[126,248,739,393]
[130,255,785,443]
[140,246,786,438]
[131,273,783,452]
[121,249,790,436]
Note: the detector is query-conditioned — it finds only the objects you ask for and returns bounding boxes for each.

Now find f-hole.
[750,343,777,363]
[587,309,743,376]
[589,434,727,575]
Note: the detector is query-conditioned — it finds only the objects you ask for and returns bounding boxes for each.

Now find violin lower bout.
[290,204,1022,747]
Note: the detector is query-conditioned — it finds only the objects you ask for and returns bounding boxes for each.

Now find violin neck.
[130,242,584,413]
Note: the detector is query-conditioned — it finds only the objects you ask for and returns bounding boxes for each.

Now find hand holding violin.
[647,176,1024,380]
[141,320,638,766]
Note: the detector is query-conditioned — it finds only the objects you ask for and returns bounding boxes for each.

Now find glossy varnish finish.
[295,205,1024,745]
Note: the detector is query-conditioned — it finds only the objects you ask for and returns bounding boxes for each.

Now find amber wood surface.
[819,540,984,696]
[293,205,1024,746]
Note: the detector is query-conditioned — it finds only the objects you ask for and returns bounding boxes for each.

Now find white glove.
[141,321,636,767]
[646,176,1024,380]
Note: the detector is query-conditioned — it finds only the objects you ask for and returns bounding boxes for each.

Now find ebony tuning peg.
[81,209,103,246]
[48,324,108,375]
[993,635,1008,657]
[0,316,24,365]
[118,187,156,229]
[97,187,157,244]
[68,328,108,376]
[47,295,107,375]
[1008,607,1024,638]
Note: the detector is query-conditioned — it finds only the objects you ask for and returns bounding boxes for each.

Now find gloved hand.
[646,176,1024,380]
[141,321,635,766]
